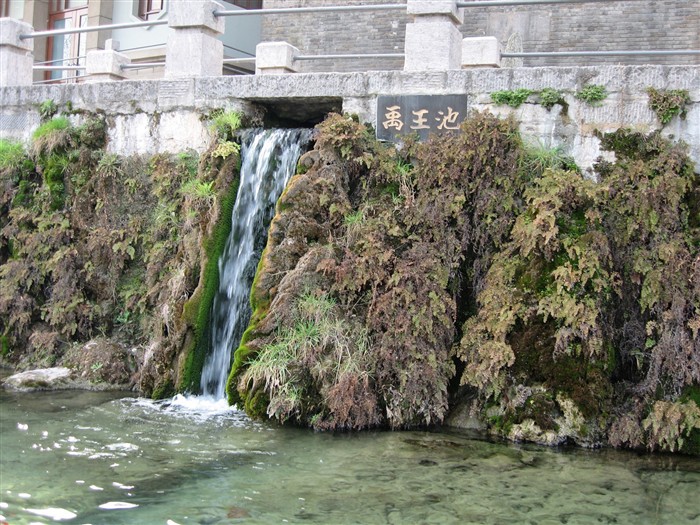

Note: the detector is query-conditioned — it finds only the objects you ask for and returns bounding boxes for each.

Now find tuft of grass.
[180,178,216,201]
[344,210,364,226]
[0,140,26,171]
[520,143,579,175]
[97,153,122,178]
[31,116,72,158]
[538,88,566,110]
[210,111,243,141]
[491,89,533,108]
[39,99,58,122]
[32,116,71,141]
[575,84,608,106]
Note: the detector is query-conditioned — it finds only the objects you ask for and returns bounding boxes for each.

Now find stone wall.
[1,65,698,174]
[261,0,700,71]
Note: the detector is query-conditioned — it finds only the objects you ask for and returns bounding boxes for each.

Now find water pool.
[1,388,699,524]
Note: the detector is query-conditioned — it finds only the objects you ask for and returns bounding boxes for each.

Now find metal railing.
[8,0,696,85]
[20,19,167,40]
[457,0,624,5]
[213,3,406,17]
[295,53,405,62]
[503,50,700,58]
[121,62,165,70]
[33,65,85,71]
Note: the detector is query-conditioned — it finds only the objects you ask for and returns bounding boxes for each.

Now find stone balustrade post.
[255,42,299,75]
[404,0,463,71]
[0,18,34,87]
[165,0,224,79]
[462,37,501,68]
[85,39,130,82]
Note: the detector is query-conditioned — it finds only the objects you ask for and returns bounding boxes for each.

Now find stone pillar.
[404,0,463,71]
[0,18,34,87]
[255,42,299,75]
[462,37,501,68]
[165,0,224,79]
[86,0,113,52]
[85,39,130,82]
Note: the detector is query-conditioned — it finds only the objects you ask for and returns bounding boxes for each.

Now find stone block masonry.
[0,66,698,175]
[261,0,699,69]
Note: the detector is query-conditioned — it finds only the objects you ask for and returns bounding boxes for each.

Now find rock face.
[227,113,525,431]
[226,113,700,454]
[59,338,141,389]
[3,367,75,391]
[0,112,242,399]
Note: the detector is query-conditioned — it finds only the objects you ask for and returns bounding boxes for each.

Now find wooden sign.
[376,95,469,142]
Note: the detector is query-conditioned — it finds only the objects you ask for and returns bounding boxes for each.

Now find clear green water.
[1,388,699,525]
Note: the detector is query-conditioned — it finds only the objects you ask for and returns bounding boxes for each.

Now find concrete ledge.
[1,66,698,172]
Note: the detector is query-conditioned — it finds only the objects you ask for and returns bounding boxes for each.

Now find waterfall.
[200,128,311,400]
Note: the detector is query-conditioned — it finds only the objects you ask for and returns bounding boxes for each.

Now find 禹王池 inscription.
[377,95,469,142]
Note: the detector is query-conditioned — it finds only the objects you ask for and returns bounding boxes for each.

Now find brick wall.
[261,0,407,72]
[261,0,700,70]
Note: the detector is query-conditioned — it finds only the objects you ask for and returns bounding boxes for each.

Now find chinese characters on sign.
[376,95,469,142]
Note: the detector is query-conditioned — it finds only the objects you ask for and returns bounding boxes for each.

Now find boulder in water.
[3,367,75,391]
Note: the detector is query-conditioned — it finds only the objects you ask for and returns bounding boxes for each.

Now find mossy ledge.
[0,109,243,399]
[178,151,241,393]
[225,113,699,453]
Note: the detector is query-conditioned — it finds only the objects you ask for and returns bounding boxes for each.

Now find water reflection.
[1,388,699,524]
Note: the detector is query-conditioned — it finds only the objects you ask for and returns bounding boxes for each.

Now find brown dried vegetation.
[229,114,699,452]
[0,114,241,396]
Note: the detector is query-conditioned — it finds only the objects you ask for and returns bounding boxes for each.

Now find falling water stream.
[200,128,311,400]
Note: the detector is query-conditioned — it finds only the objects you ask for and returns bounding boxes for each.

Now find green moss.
[178,168,241,393]
[575,84,608,106]
[679,386,700,455]
[32,116,71,141]
[491,89,533,108]
[43,154,68,210]
[0,140,25,171]
[12,179,35,208]
[538,88,566,110]
[510,321,612,419]
[152,378,174,400]
[244,388,270,419]
[0,334,10,357]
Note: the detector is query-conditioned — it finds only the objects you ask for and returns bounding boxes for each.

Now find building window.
[138,0,164,20]
[50,1,88,11]
[46,1,88,83]
[232,0,262,9]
